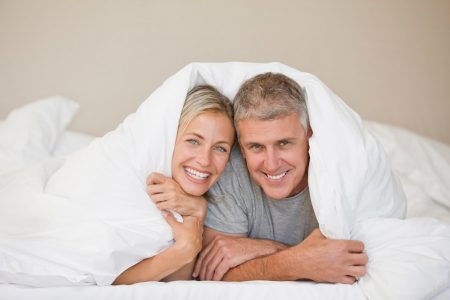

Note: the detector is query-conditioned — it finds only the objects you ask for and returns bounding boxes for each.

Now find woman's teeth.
[185,167,210,179]
[266,171,287,180]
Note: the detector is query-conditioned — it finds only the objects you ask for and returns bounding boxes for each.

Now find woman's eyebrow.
[184,132,204,140]
[215,140,232,145]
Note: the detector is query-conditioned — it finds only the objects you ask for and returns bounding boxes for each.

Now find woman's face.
[172,112,235,196]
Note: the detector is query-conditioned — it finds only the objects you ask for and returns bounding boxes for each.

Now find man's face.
[238,113,310,200]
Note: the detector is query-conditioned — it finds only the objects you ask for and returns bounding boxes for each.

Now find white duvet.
[0,63,449,300]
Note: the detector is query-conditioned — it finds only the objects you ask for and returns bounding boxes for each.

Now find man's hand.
[193,229,288,281]
[147,172,207,220]
[216,228,368,283]
[291,228,368,284]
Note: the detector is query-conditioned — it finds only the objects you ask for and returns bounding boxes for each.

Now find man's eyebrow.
[243,141,261,147]
[277,137,296,142]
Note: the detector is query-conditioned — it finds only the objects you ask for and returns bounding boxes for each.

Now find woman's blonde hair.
[177,85,234,136]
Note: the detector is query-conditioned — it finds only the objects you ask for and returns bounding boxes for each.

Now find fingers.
[146,172,167,185]
[163,210,178,227]
[348,265,366,279]
[347,240,365,253]
[194,240,214,278]
[155,200,173,211]
[193,255,202,278]
[149,193,168,204]
[194,238,223,280]
[351,252,368,266]
[202,242,223,280]
[147,183,166,196]
[198,236,236,281]
[341,275,357,285]
[212,259,229,281]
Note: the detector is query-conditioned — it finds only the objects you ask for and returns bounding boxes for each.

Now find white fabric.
[0,280,365,300]
[365,121,450,224]
[52,130,95,158]
[0,63,449,299]
[0,96,78,184]
[355,218,450,300]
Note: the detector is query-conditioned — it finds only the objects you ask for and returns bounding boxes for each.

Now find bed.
[1,63,449,300]
[1,118,449,300]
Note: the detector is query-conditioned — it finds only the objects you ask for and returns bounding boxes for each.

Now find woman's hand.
[163,211,203,263]
[147,172,207,221]
[112,212,203,284]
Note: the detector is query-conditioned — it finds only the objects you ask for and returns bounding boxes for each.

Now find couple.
[114,72,368,284]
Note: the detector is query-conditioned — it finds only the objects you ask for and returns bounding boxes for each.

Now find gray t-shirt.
[205,147,319,246]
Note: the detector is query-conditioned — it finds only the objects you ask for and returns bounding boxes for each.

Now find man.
[192,73,368,283]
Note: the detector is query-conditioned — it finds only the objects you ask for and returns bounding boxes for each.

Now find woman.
[113,85,235,284]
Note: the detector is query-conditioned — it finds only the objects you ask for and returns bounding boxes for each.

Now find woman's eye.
[214,146,227,153]
[186,139,199,145]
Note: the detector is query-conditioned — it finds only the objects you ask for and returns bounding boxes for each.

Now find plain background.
[0,0,449,144]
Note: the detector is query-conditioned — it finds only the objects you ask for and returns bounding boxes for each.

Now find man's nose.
[264,148,280,172]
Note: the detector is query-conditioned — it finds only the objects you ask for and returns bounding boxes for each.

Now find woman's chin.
[179,180,209,196]
[184,187,207,196]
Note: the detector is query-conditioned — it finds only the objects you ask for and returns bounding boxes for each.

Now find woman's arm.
[113,213,202,285]
[116,172,206,284]
[162,260,195,281]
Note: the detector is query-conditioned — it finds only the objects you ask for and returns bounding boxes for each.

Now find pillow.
[365,121,450,224]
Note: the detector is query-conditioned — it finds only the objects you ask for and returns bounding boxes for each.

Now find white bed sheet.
[1,122,449,299]
[0,280,365,300]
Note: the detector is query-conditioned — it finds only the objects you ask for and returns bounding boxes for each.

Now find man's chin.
[261,188,290,200]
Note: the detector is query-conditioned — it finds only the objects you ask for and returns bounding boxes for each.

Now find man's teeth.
[267,171,287,180]
[185,167,209,179]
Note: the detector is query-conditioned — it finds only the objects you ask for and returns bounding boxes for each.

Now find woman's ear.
[307,126,313,138]
[239,144,246,159]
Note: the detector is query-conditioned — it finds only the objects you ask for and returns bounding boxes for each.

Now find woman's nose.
[196,147,211,167]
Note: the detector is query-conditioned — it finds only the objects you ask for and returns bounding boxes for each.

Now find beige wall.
[1,0,449,144]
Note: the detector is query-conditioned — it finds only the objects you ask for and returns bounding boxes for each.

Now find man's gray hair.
[233,72,309,135]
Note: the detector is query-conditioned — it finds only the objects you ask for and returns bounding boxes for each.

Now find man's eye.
[280,140,290,146]
[249,144,262,150]
[186,139,199,145]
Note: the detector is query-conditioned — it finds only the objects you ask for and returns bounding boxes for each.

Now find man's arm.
[193,227,288,281]
[222,228,368,284]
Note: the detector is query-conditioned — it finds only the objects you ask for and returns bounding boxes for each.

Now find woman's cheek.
[216,155,229,175]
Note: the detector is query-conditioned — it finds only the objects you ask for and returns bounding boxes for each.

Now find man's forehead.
[237,114,306,143]
[237,114,303,130]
